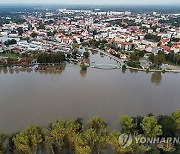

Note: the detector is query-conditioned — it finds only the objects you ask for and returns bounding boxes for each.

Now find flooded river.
[0,50,180,133]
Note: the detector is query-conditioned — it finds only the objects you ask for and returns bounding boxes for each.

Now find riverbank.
[87,47,180,73]
[0,110,179,154]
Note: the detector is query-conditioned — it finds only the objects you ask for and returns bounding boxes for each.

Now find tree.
[154,54,165,66]
[149,53,154,62]
[47,31,54,36]
[45,120,66,152]
[172,110,180,131]
[80,62,87,71]
[30,32,38,38]
[72,43,79,49]
[0,131,7,153]
[141,116,162,137]
[157,115,176,137]
[122,65,126,71]
[120,115,136,134]
[38,23,45,30]
[85,117,108,153]
[108,130,132,153]
[17,27,24,36]
[4,39,17,46]
[174,53,180,64]
[130,51,140,61]
[83,51,90,59]
[144,33,161,42]
[13,126,43,153]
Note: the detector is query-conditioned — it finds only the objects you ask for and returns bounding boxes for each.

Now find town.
[0,7,180,72]
[0,3,180,154]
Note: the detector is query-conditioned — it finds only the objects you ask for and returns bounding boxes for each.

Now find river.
[0,49,179,133]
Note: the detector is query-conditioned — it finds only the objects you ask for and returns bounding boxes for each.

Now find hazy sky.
[0,0,179,5]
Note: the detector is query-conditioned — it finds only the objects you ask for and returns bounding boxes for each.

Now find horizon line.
[0,3,180,6]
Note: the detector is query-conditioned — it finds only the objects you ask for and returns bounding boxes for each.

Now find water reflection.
[80,70,87,77]
[37,64,65,75]
[151,72,162,85]
[122,69,126,74]
[2,67,8,74]
[129,69,138,74]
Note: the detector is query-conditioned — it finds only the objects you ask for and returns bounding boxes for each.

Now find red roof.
[159,45,171,51]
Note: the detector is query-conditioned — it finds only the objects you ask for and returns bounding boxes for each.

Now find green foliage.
[172,110,180,131]
[4,39,17,46]
[30,32,38,38]
[83,51,90,59]
[126,60,141,68]
[157,115,176,137]
[144,33,161,42]
[80,62,87,71]
[38,23,45,29]
[36,52,65,64]
[141,116,162,137]
[17,27,24,36]
[174,53,180,64]
[85,117,108,153]
[122,64,127,71]
[13,126,43,153]
[154,54,165,66]
[120,115,136,133]
[0,131,8,153]
[0,110,179,153]
[72,43,80,49]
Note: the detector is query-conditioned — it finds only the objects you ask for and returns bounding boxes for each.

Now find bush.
[80,62,87,70]
[122,65,126,71]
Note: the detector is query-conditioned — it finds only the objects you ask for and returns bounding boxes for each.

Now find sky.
[0,0,179,5]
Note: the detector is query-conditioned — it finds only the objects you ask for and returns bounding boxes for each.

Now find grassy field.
[0,53,18,58]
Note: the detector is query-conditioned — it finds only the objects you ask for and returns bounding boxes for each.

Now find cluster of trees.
[159,17,180,27]
[36,52,65,64]
[126,60,141,68]
[165,51,180,65]
[144,33,161,42]
[4,39,17,46]
[149,52,166,67]
[149,51,180,66]
[0,110,179,154]
[30,32,38,38]
[108,19,138,27]
[130,51,145,61]
[88,39,108,50]
[47,30,58,36]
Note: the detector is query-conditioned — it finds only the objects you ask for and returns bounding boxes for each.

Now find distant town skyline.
[0,0,180,5]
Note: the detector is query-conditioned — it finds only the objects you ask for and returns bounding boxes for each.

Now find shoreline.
[87,47,180,73]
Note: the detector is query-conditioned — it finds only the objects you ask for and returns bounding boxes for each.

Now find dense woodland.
[0,110,179,154]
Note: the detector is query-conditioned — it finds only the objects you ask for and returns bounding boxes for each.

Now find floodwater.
[0,50,180,133]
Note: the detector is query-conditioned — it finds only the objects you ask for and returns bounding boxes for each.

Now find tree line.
[0,110,179,154]
[36,52,65,64]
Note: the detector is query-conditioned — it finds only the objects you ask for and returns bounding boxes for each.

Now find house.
[19,57,32,65]
[120,54,128,59]
[145,45,153,53]
[114,41,133,51]
[160,38,169,45]
[171,42,180,54]
[158,45,171,54]
[107,48,116,54]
